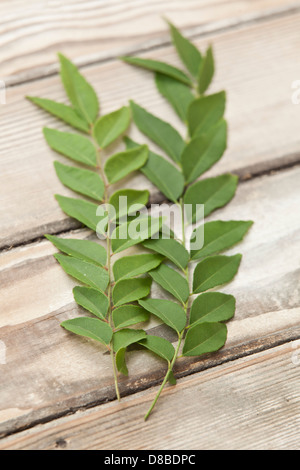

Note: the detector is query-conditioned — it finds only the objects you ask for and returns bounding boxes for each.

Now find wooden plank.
[1,341,299,450]
[0,0,298,85]
[2,12,300,249]
[1,167,300,437]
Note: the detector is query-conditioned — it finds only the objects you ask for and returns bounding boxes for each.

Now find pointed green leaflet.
[61,317,113,347]
[93,107,131,149]
[112,329,147,353]
[190,220,253,260]
[198,45,215,95]
[130,100,185,164]
[139,298,186,333]
[55,195,108,234]
[155,73,194,121]
[121,56,193,86]
[149,264,189,304]
[54,161,104,201]
[189,292,235,327]
[182,120,227,184]
[111,216,163,253]
[184,173,238,223]
[187,91,226,138]
[27,97,90,133]
[43,128,97,166]
[58,53,99,124]
[104,145,148,184]
[167,20,202,77]
[183,322,227,357]
[46,235,107,266]
[125,136,185,203]
[54,253,109,292]
[116,348,129,376]
[112,277,152,307]
[113,254,163,281]
[113,305,150,329]
[193,254,242,294]
[73,286,109,320]
[143,238,189,270]
[138,335,175,363]
[109,189,149,221]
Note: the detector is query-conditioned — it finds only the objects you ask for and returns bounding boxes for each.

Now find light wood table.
[0,0,299,450]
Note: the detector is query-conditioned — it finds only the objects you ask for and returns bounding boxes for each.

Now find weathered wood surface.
[1,341,299,450]
[1,0,298,84]
[1,167,299,438]
[1,0,300,450]
[2,11,300,249]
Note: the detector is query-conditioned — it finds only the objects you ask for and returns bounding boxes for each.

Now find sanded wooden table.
[0,0,300,450]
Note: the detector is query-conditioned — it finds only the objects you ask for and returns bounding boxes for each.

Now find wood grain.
[1,341,299,450]
[1,0,298,84]
[1,167,299,437]
[2,12,300,249]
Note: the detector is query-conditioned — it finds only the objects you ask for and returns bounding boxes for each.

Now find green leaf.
[54,161,104,201]
[27,97,90,133]
[55,195,107,233]
[190,220,253,260]
[187,91,226,138]
[198,45,215,95]
[54,253,109,292]
[143,238,189,270]
[149,264,189,304]
[189,292,235,327]
[183,322,227,357]
[104,145,148,184]
[155,73,194,121]
[43,128,97,167]
[121,56,193,86]
[168,370,177,385]
[182,119,227,184]
[139,299,186,333]
[112,278,152,307]
[73,286,109,320]
[125,137,185,202]
[111,216,163,253]
[109,189,149,221]
[193,254,242,294]
[113,254,163,281]
[116,348,129,376]
[167,21,202,77]
[130,101,185,164]
[138,335,175,362]
[58,53,99,124]
[45,235,107,266]
[113,305,150,329]
[113,329,147,352]
[61,317,112,346]
[184,174,239,223]
[93,107,131,149]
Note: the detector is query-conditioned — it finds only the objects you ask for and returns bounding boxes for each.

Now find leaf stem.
[95,141,121,402]
[144,332,183,421]
[144,198,191,420]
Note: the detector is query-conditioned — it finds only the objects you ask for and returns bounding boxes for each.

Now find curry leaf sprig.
[27,54,168,401]
[121,20,253,420]
[26,19,253,421]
